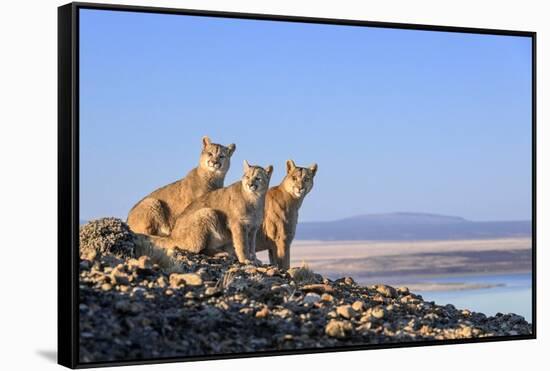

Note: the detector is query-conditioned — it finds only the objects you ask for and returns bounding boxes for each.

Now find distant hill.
[82,212,532,241]
[296,212,532,241]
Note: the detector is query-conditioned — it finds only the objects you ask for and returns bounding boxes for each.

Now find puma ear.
[227,143,236,156]
[202,136,211,148]
[286,159,296,173]
[309,163,318,176]
[265,165,274,178]
[243,160,251,172]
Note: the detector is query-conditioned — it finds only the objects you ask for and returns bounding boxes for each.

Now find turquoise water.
[420,273,533,322]
[353,273,533,322]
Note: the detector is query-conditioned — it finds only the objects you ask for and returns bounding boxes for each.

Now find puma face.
[242,160,273,195]
[283,160,318,199]
[199,136,236,174]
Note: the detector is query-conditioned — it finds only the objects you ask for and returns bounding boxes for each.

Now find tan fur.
[127,136,235,236]
[133,234,185,274]
[151,161,273,264]
[256,160,318,269]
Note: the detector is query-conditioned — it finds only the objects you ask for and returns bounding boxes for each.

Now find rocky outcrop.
[78,219,532,363]
[79,218,137,261]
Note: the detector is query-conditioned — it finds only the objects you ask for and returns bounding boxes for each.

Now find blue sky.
[79,9,532,222]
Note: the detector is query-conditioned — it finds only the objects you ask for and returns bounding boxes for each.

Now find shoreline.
[275,238,532,283]
[356,281,506,293]
[292,237,532,245]
[328,272,531,293]
[328,269,533,281]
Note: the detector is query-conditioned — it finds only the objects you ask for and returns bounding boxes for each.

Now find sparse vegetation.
[287,262,321,285]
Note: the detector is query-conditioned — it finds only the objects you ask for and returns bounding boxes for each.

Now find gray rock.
[376,284,397,298]
[79,218,136,260]
[397,287,410,296]
[303,293,321,304]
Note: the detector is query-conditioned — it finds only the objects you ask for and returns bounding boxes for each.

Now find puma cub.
[151,161,273,264]
[127,136,236,236]
[256,160,317,269]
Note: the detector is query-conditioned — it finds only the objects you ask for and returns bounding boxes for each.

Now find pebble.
[321,293,334,302]
[458,326,473,337]
[204,287,220,296]
[156,276,167,288]
[266,268,278,277]
[325,320,352,338]
[255,307,270,318]
[397,287,410,296]
[344,277,355,285]
[138,256,152,269]
[303,293,321,304]
[336,305,356,319]
[302,284,334,294]
[372,306,387,319]
[376,284,397,298]
[111,271,130,285]
[239,307,255,315]
[352,300,365,312]
[100,283,112,291]
[276,309,292,318]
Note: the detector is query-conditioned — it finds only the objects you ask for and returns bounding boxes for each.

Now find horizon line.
[80,211,533,225]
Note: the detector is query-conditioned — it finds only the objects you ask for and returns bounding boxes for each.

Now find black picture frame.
[58,2,537,368]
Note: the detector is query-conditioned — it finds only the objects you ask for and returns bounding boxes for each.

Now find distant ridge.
[296,212,532,241]
[82,213,532,241]
[337,212,468,224]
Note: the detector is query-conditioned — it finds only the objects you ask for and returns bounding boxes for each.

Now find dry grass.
[288,261,318,285]
[219,269,237,290]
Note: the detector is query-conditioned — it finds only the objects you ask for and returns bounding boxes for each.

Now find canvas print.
[76,7,533,364]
